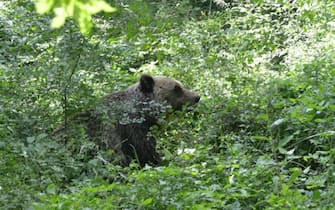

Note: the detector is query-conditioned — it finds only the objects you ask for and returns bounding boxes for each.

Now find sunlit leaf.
[141,198,153,206]
[35,0,116,35]
[270,118,286,128]
[87,0,117,13]
[35,0,54,14]
[65,0,75,16]
[287,168,301,186]
[51,8,67,28]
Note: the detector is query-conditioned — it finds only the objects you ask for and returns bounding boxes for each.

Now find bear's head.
[138,74,200,110]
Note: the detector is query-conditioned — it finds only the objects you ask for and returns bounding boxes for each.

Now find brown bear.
[56,74,200,167]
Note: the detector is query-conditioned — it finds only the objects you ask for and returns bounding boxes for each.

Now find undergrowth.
[1,0,335,209]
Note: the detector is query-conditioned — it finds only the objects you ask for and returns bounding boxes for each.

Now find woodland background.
[1,0,335,209]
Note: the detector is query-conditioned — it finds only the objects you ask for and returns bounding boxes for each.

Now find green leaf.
[251,136,271,141]
[35,0,116,35]
[46,183,57,195]
[65,0,75,16]
[51,8,67,28]
[35,0,55,14]
[0,141,5,149]
[27,136,35,143]
[312,190,321,200]
[279,135,293,148]
[287,168,301,186]
[88,0,117,13]
[271,118,286,128]
[37,133,48,140]
[141,198,153,206]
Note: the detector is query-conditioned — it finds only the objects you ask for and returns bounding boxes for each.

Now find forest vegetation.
[1,0,335,209]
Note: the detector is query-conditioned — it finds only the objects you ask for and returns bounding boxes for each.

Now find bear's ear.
[139,74,155,94]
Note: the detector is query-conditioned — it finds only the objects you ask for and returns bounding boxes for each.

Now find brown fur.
[57,74,200,167]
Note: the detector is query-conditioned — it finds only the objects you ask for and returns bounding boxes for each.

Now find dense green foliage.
[1,0,335,209]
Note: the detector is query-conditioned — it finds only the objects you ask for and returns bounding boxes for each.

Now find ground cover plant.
[1,0,335,209]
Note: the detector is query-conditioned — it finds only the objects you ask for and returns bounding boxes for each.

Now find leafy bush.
[1,0,335,209]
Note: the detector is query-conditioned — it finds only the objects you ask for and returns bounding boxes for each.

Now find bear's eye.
[174,85,182,94]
